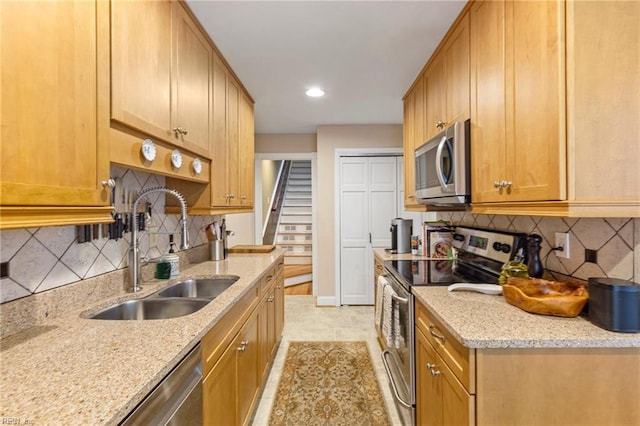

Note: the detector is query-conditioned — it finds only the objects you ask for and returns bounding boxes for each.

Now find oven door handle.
[381,350,412,409]
[391,293,409,305]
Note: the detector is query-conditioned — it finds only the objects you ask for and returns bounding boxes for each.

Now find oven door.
[379,272,415,425]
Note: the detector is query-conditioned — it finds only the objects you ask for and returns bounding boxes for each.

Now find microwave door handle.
[435,136,449,190]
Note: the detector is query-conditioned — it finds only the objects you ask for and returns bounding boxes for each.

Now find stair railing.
[262,161,292,244]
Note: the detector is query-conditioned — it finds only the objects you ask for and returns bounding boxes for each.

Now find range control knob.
[492,242,512,253]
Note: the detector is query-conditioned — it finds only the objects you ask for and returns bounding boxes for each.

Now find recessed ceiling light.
[305,88,325,97]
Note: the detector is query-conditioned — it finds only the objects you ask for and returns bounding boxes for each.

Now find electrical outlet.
[555,232,570,259]
[0,261,8,278]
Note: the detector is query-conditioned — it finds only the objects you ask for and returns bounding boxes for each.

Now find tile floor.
[250,295,403,426]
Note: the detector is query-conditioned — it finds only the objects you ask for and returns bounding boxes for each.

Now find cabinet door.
[237,309,260,426]
[238,93,255,207]
[445,12,470,125]
[203,338,238,426]
[506,0,565,202]
[0,0,111,226]
[111,0,171,139]
[403,80,426,210]
[227,78,241,207]
[416,328,442,426]
[211,55,230,207]
[171,3,212,158]
[425,57,446,140]
[470,0,508,203]
[274,264,285,348]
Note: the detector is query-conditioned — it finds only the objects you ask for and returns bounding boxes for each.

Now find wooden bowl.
[503,277,589,318]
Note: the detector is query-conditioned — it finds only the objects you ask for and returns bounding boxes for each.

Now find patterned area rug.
[269,341,391,426]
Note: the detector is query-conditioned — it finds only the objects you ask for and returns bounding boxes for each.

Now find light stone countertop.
[413,286,640,349]
[0,250,285,425]
[373,248,432,261]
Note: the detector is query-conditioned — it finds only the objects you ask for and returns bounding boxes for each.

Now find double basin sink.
[89,277,239,320]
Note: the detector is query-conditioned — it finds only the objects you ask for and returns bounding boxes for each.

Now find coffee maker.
[389,218,413,254]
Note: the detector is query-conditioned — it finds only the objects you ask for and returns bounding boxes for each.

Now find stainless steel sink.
[88,298,209,320]
[152,276,239,300]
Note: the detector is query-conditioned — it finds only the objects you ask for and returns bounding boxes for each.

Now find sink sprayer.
[129,187,189,292]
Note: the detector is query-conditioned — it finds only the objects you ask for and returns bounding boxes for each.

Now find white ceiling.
[187,1,466,134]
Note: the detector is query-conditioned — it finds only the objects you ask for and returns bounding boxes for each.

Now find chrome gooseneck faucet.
[128,187,189,292]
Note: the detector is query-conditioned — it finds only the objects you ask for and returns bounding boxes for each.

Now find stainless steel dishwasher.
[121,343,202,425]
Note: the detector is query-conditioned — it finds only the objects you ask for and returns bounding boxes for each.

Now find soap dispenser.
[165,234,180,277]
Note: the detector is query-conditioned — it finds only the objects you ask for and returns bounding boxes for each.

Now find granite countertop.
[373,248,431,261]
[413,286,640,349]
[0,250,285,425]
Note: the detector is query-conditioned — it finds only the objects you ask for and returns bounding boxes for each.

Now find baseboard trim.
[316,296,337,307]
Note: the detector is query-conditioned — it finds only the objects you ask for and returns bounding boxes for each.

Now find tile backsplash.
[436,212,639,282]
[1,171,638,305]
[0,166,220,304]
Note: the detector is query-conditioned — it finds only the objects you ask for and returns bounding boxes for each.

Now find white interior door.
[340,156,397,305]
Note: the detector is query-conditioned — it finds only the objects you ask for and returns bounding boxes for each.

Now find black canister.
[588,278,640,333]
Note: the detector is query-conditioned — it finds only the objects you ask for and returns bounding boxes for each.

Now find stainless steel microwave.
[414,119,470,206]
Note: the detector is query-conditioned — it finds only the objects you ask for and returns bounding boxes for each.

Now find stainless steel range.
[378,226,526,425]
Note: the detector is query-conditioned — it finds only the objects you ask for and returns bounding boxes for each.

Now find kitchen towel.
[382,283,397,347]
[375,275,387,331]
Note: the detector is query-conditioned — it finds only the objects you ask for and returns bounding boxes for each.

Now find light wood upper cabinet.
[0,0,113,229]
[208,66,253,210]
[425,12,470,140]
[239,93,256,207]
[167,47,255,215]
[111,0,172,141]
[111,0,212,159]
[425,56,446,140]
[470,0,639,216]
[171,2,212,157]
[470,0,565,204]
[403,78,427,211]
[445,13,471,127]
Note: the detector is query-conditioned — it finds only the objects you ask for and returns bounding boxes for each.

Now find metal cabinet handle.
[172,126,188,135]
[428,325,445,342]
[436,120,446,129]
[237,345,246,352]
[430,368,441,377]
[268,296,274,302]
[381,350,412,409]
[275,285,282,290]
[494,180,513,189]
[102,179,116,188]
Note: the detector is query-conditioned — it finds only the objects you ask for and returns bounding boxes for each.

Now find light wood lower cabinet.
[415,299,640,426]
[416,327,473,426]
[202,259,284,425]
[0,0,113,229]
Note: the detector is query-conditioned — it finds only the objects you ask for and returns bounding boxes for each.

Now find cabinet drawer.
[202,284,259,376]
[260,265,277,296]
[416,301,475,393]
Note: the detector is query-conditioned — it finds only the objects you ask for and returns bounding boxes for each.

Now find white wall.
[316,124,403,301]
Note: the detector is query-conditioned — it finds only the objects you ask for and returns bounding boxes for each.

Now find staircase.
[275,161,313,291]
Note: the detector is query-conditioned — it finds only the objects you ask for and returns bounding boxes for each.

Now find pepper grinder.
[526,234,543,278]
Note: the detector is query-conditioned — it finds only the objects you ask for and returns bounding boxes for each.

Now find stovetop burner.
[384,226,527,289]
